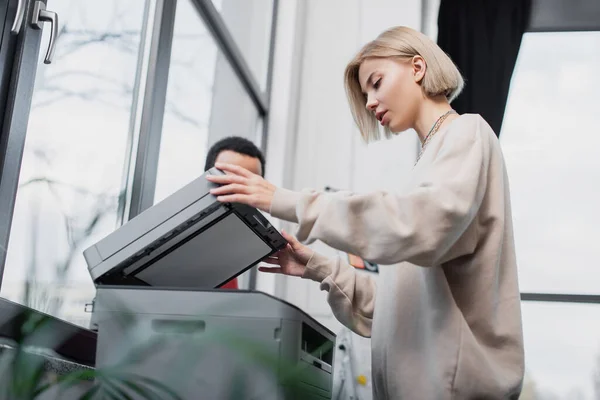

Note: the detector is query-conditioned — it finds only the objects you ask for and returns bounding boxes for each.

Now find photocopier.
[83,168,336,400]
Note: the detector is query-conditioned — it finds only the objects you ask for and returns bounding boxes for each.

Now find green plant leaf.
[33,368,96,397]
[118,379,165,400]
[79,385,101,400]
[126,374,184,400]
[8,348,47,398]
[100,376,136,400]
[226,367,249,400]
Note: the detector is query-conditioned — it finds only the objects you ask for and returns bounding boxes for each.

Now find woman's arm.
[258,231,375,337]
[207,118,490,267]
[271,119,490,266]
[303,252,376,338]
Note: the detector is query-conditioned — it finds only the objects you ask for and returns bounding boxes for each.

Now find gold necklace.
[414,110,457,166]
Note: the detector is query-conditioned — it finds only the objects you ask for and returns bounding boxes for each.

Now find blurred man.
[204,136,266,289]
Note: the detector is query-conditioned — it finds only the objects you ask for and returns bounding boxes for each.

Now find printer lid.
[84,168,287,289]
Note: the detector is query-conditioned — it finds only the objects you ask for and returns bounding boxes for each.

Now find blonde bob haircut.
[344,26,464,142]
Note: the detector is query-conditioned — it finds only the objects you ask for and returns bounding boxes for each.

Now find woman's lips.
[380,111,388,126]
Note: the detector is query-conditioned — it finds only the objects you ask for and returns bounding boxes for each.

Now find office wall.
[263,1,422,397]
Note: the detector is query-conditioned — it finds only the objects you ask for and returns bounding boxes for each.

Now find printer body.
[84,168,336,399]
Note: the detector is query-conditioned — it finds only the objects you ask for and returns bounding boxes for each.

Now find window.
[153,0,214,203]
[501,31,600,400]
[501,32,600,295]
[0,0,147,326]
[211,0,275,89]
[154,0,261,203]
[521,302,600,399]
[0,0,278,327]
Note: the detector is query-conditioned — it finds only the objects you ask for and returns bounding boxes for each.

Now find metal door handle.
[30,1,58,64]
[10,0,25,34]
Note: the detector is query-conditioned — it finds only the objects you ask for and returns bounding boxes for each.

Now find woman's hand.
[259,230,314,277]
[206,162,277,213]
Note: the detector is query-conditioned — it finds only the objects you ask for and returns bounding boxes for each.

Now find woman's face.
[358,56,425,133]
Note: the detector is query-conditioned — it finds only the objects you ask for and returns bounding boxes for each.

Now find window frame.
[0,0,46,287]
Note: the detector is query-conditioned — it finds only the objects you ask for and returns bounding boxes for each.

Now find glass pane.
[0,0,147,327]
[154,0,260,203]
[210,0,274,89]
[500,32,600,295]
[521,302,600,399]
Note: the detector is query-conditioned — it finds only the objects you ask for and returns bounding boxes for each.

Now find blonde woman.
[207,26,524,399]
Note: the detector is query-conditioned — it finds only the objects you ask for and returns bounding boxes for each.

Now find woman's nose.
[366,95,378,111]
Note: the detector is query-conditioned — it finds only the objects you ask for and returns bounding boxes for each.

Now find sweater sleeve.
[302,252,376,338]
[270,118,489,267]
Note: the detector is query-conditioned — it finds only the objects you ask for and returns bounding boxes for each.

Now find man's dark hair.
[204,136,266,177]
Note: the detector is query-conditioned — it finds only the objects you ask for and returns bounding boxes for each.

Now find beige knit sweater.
[270,114,524,399]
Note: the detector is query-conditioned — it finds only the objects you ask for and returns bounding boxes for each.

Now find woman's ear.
[412,56,426,83]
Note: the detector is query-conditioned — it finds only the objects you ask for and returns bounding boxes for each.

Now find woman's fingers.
[258,266,283,274]
[206,173,247,185]
[214,162,254,178]
[214,194,251,204]
[281,230,301,250]
[260,257,281,265]
[210,183,251,196]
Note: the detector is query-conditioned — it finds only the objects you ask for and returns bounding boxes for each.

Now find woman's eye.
[373,79,381,89]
